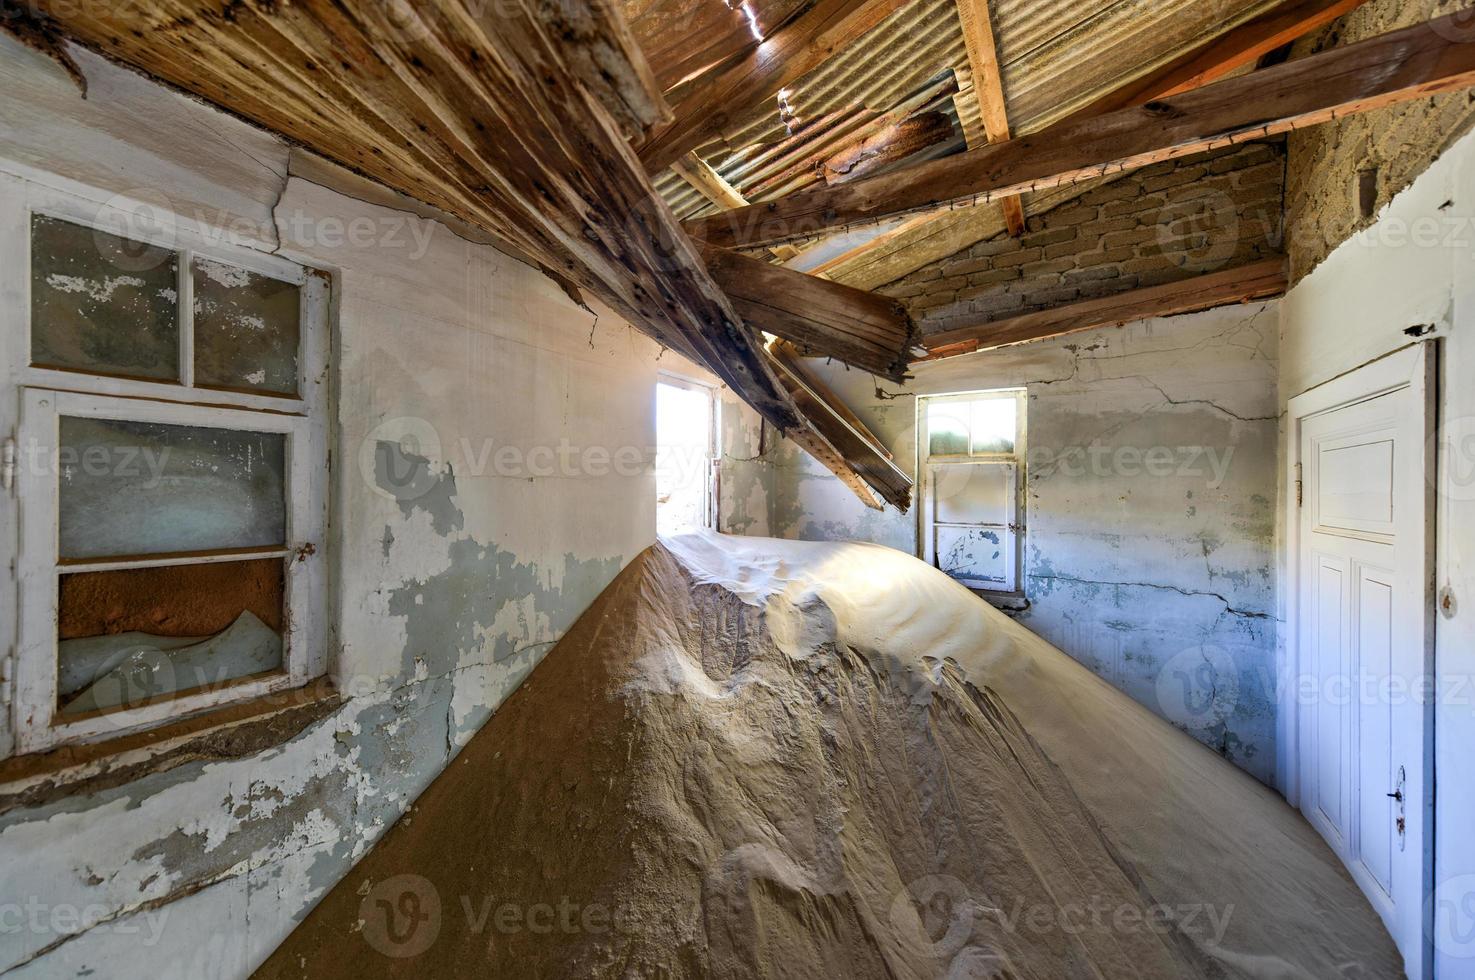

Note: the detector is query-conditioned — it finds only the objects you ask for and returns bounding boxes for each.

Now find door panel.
[1291,345,1433,979]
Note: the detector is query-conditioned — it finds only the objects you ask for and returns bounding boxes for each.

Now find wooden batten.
[921,258,1288,358]
[766,349,914,511]
[686,10,1475,248]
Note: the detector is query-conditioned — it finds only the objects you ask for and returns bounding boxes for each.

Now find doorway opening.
[656,375,717,537]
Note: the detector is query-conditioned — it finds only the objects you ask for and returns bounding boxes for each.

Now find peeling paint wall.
[0,37,661,977]
[726,305,1281,783]
[1280,115,1475,971]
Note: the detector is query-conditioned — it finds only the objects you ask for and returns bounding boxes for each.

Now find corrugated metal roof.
[653,0,1288,227]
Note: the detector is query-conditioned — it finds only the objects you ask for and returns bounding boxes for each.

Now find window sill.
[0,679,342,814]
[971,590,1030,614]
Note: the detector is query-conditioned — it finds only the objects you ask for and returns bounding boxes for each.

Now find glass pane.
[935,525,1011,589]
[970,397,1017,454]
[926,401,971,456]
[57,558,284,716]
[193,258,301,395]
[933,463,1012,525]
[30,214,180,380]
[59,417,287,559]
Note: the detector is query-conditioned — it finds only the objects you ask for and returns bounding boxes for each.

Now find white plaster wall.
[735,304,1282,783]
[0,37,661,977]
[1278,123,1475,972]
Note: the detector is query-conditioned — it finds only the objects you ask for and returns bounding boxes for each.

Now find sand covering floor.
[256,534,1402,979]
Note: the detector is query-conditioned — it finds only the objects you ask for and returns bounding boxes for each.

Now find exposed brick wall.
[879,142,1286,337]
[1285,0,1475,283]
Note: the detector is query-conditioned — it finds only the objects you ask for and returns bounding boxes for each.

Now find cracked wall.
[725,303,1281,783]
[0,36,660,977]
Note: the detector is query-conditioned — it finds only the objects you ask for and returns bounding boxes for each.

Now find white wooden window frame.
[916,388,1027,594]
[0,173,330,755]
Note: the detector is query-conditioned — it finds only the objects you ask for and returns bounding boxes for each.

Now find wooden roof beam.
[702,246,917,381]
[955,0,1024,236]
[686,10,1475,249]
[921,258,1287,358]
[1075,0,1371,119]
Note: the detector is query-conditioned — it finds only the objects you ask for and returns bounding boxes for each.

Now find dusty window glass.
[30,214,180,381]
[56,558,285,716]
[193,258,301,395]
[926,401,971,456]
[58,416,287,560]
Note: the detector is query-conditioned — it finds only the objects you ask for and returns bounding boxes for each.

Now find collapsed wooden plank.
[921,258,1287,358]
[702,246,917,382]
[637,0,913,174]
[770,341,893,462]
[20,0,897,509]
[954,0,1024,236]
[686,10,1475,248]
[766,348,914,511]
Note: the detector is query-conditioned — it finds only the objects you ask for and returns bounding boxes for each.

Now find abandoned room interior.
[2,0,1475,975]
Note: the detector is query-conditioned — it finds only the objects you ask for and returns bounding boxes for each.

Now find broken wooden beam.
[637,0,913,174]
[766,348,914,510]
[702,246,916,381]
[686,10,1475,248]
[920,258,1287,358]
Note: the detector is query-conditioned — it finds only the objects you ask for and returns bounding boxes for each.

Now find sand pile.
[257,534,1401,979]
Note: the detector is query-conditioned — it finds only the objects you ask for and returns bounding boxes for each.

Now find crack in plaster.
[1027,573,1271,620]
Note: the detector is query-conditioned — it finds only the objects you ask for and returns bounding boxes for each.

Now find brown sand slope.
[257,537,1401,979]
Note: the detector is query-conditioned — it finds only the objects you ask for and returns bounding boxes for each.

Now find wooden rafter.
[686,10,1475,249]
[1075,0,1370,118]
[788,0,1370,288]
[921,258,1288,358]
[955,0,1024,236]
[638,0,913,174]
[703,246,917,381]
[671,152,801,260]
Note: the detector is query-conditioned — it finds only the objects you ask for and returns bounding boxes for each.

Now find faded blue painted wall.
[725,303,1281,784]
[0,38,660,977]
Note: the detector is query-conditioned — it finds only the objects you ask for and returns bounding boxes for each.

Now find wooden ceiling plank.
[921,258,1287,358]
[686,10,1475,249]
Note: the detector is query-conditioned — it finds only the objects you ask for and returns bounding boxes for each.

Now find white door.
[1290,345,1434,978]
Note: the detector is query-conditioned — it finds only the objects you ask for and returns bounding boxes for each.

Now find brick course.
[878,142,1287,337]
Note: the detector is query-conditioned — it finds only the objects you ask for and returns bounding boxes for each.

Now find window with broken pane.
[12,198,327,754]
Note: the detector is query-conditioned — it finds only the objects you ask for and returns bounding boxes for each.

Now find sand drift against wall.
[258,535,1398,978]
